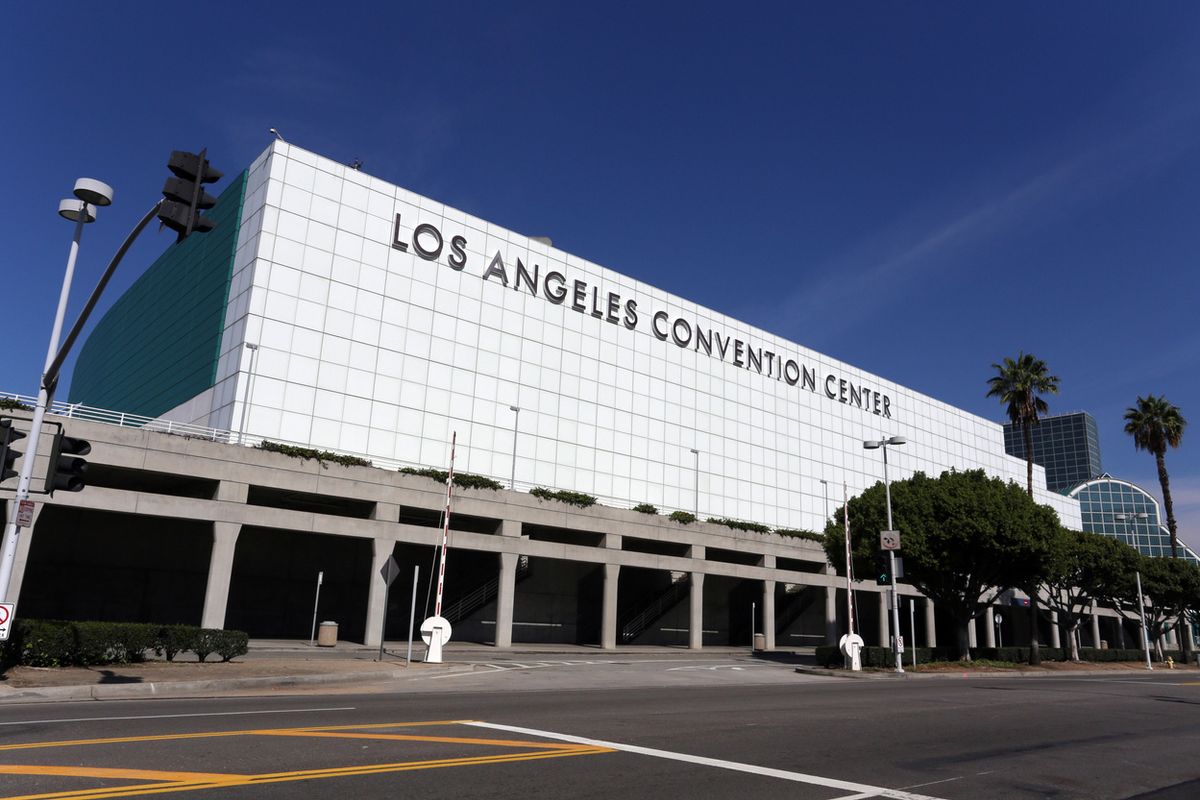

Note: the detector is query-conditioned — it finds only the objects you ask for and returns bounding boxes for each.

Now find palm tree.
[987,352,1060,666]
[987,353,1060,497]
[1124,395,1187,559]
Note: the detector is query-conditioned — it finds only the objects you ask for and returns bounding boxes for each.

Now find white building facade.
[151,141,1080,532]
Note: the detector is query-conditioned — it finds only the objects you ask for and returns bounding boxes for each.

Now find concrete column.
[373,502,399,523]
[689,572,705,649]
[968,615,978,648]
[984,607,996,648]
[1091,603,1102,648]
[762,580,776,651]
[200,522,241,629]
[1184,619,1195,654]
[761,554,776,569]
[216,481,249,503]
[1116,617,1127,649]
[824,585,838,644]
[5,500,42,605]
[924,598,937,647]
[1050,612,1062,648]
[495,551,517,648]
[878,592,889,647]
[604,533,622,549]
[363,537,395,648]
[601,563,620,649]
[501,519,522,538]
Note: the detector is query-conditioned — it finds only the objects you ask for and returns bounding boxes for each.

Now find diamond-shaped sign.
[380,555,400,586]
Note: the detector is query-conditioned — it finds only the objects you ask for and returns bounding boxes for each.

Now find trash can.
[753,633,766,651]
[317,621,338,647]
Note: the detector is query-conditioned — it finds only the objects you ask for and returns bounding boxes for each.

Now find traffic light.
[0,418,25,482]
[157,149,223,241]
[874,551,890,585]
[44,431,90,494]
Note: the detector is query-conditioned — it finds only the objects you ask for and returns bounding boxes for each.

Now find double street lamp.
[1115,512,1153,670]
[864,435,906,674]
[0,179,114,604]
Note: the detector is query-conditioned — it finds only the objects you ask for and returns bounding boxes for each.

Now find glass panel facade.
[1069,477,1200,563]
[1003,411,1103,494]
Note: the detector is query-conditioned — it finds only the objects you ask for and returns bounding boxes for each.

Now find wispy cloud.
[767,99,1200,346]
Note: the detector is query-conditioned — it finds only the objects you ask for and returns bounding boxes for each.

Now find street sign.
[0,603,13,641]
[380,555,400,586]
[880,530,900,550]
[15,499,35,527]
[897,635,905,654]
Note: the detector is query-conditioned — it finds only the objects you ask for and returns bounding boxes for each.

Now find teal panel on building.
[68,171,248,417]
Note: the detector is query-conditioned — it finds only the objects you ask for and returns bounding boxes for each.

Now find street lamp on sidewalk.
[864,435,906,674]
[1115,512,1153,670]
[0,179,114,604]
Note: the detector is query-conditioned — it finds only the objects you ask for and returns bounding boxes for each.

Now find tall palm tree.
[986,352,1061,497]
[987,352,1059,666]
[1124,395,1187,559]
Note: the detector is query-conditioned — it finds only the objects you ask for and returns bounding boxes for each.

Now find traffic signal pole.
[0,201,90,604]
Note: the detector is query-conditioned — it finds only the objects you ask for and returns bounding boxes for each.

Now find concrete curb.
[0,664,478,704]
[796,665,1190,680]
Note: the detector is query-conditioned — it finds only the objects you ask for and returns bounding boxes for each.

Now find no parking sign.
[0,603,14,642]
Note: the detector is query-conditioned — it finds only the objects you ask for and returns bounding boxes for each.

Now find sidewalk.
[0,640,786,704]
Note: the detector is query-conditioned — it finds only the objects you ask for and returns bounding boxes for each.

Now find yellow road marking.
[256,729,587,749]
[0,720,472,753]
[0,766,242,782]
[0,746,611,800]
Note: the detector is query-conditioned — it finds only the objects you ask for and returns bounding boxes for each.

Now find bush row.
[256,440,373,468]
[814,644,1160,668]
[1,621,249,670]
[529,487,597,507]
[707,517,771,533]
[399,466,504,491]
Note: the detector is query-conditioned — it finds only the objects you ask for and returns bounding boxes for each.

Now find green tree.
[986,351,1059,664]
[1095,551,1200,662]
[1123,395,1187,559]
[1039,529,1135,662]
[823,469,1058,661]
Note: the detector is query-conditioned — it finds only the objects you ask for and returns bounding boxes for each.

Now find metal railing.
[443,556,530,624]
[621,574,691,642]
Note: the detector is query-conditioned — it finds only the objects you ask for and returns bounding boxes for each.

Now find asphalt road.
[0,659,1196,800]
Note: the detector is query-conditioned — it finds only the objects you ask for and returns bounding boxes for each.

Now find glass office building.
[1003,411,1103,494]
[1069,476,1199,563]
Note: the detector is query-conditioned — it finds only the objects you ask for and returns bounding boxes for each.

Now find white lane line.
[466,721,946,800]
[0,706,356,727]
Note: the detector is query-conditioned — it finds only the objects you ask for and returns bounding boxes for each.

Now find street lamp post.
[690,448,699,517]
[864,435,906,674]
[509,406,520,490]
[237,343,259,444]
[0,179,114,605]
[1115,512,1153,670]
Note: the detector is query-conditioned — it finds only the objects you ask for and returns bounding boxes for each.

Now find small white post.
[309,570,323,645]
[406,566,419,665]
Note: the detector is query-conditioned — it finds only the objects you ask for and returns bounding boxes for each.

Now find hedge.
[256,440,373,469]
[814,644,1160,668]
[669,511,696,524]
[773,528,824,543]
[1,621,249,670]
[398,467,504,491]
[529,487,597,508]
[632,503,659,515]
[707,517,771,533]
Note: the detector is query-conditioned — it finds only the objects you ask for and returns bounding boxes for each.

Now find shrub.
[155,625,196,661]
[0,620,251,670]
[216,630,249,662]
[529,487,597,508]
[0,397,32,411]
[774,528,824,543]
[706,517,770,533]
[668,510,696,524]
[256,440,372,469]
[399,467,503,491]
[632,503,659,515]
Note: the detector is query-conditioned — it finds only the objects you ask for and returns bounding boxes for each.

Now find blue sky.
[3,3,1198,547]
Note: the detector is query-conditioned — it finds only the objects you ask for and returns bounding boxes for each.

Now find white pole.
[909,597,917,668]
[309,570,323,644]
[509,406,519,489]
[406,565,419,665]
[0,202,90,604]
[883,444,904,674]
[843,483,854,636]
[1136,570,1153,670]
[751,601,756,653]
